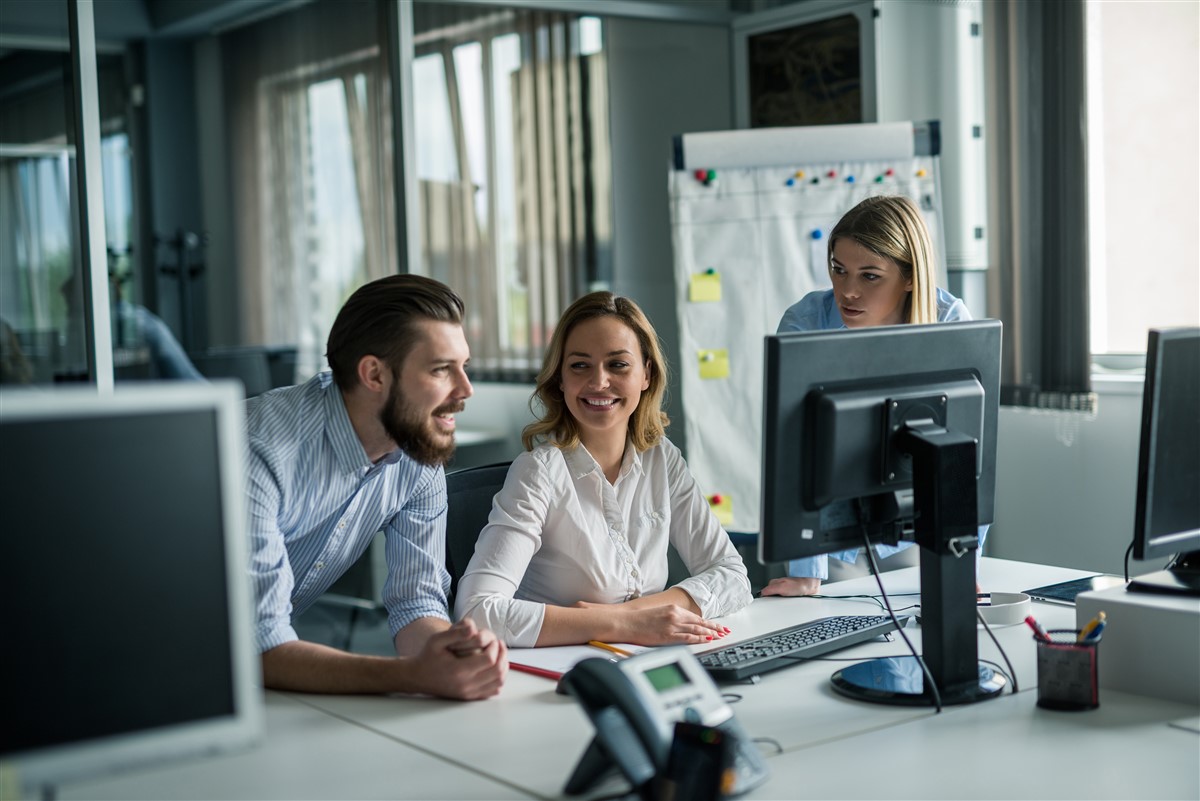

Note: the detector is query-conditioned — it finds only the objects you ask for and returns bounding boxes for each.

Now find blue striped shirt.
[776,288,987,579]
[245,373,451,652]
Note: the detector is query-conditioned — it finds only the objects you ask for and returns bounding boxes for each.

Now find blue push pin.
[810,229,823,240]
[845,175,856,183]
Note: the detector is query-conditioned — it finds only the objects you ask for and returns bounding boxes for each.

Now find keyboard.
[697,615,900,682]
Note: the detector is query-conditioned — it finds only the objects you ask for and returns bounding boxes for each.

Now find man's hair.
[325,274,465,390]
[828,194,939,324]
[522,291,669,453]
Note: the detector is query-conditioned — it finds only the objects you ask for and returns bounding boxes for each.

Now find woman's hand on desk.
[584,602,729,646]
[759,576,821,597]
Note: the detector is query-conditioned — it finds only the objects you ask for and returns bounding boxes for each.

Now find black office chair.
[445,461,512,604]
[191,348,273,398]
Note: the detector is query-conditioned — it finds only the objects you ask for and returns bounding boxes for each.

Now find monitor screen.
[0,382,262,792]
[759,320,1000,565]
[1130,327,1200,594]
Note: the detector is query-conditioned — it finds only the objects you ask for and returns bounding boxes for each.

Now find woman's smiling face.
[559,315,650,449]
[829,237,913,328]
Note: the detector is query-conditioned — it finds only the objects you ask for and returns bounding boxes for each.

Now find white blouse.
[454,438,752,647]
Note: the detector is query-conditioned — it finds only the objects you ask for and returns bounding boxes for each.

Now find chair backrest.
[192,349,273,398]
[445,461,512,603]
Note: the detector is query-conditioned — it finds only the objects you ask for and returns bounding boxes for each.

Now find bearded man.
[246,275,507,698]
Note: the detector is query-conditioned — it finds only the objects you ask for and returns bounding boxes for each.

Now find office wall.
[989,380,1159,577]
[606,16,733,456]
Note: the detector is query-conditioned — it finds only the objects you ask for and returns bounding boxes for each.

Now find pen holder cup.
[1035,630,1100,711]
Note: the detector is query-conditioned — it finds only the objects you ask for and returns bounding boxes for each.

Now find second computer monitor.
[759,319,1001,565]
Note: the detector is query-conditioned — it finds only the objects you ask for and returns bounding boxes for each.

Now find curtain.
[224,1,393,380]
[984,0,1096,411]
[415,6,611,380]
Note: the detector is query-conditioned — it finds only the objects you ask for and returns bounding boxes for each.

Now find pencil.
[588,640,634,658]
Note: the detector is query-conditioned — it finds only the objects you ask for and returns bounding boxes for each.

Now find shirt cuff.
[257,621,299,653]
[388,605,451,640]
[674,577,715,616]
[787,556,828,580]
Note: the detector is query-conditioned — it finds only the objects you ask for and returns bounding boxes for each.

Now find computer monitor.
[1128,327,1200,595]
[760,319,1003,706]
[0,382,263,794]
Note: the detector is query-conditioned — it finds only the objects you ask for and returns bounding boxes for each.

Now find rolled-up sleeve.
[663,444,752,618]
[383,469,453,637]
[246,443,300,653]
[454,455,549,647]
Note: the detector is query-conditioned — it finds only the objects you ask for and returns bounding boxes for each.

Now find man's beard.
[380,382,462,467]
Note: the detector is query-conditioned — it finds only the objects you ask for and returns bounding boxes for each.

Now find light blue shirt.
[776,288,986,579]
[245,373,451,651]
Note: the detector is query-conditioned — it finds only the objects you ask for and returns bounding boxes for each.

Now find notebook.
[1023,574,1127,605]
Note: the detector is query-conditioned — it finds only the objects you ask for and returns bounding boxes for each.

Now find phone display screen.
[643,662,691,693]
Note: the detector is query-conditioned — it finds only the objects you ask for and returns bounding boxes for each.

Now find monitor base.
[1126,568,1200,597]
[830,657,1006,706]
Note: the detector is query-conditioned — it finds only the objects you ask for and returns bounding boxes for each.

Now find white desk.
[753,689,1200,800]
[54,559,1199,801]
[57,692,533,800]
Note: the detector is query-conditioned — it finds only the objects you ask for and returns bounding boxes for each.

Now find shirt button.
[631,569,639,578]
[315,561,325,570]
[338,521,346,530]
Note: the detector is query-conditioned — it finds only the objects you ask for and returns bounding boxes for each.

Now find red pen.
[1024,615,1050,642]
[510,663,562,681]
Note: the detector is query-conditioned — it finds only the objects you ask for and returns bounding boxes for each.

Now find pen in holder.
[1035,629,1100,711]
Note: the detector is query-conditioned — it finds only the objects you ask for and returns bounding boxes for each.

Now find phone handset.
[561,647,768,798]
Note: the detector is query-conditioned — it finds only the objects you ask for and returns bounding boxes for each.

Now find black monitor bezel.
[1132,327,1200,562]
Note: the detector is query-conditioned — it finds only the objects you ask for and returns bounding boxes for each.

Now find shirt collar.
[562,439,643,483]
[319,372,376,474]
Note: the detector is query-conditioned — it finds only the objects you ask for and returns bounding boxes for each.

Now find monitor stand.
[830,423,1007,706]
[1127,552,1200,596]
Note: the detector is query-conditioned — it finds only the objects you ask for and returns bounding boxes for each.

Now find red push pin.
[694,169,707,182]
[826,169,837,178]
[885,168,895,177]
[710,494,723,506]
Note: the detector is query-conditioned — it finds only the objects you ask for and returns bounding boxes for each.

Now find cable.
[976,608,1019,693]
[859,526,943,712]
[1124,540,1134,582]
[809,591,922,612]
[751,737,783,755]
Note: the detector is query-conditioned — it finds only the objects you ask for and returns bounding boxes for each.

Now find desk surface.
[54,558,1199,801]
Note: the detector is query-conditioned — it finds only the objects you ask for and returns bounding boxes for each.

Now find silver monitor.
[0,381,262,794]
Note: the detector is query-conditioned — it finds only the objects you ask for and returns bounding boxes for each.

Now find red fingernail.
[706,635,713,640]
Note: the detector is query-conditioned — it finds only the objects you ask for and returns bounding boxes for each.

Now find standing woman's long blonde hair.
[827,195,939,324]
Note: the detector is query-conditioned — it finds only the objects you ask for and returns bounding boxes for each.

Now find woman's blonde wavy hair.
[828,194,938,325]
[522,292,670,452]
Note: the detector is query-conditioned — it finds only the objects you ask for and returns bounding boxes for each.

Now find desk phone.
[561,647,769,798]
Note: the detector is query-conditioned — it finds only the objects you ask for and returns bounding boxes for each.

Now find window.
[1086,0,1199,357]
[222,2,610,383]
[222,1,394,381]
[413,7,612,380]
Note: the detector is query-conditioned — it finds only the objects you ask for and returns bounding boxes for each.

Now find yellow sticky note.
[689,271,722,302]
[708,493,733,527]
[698,349,729,379]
